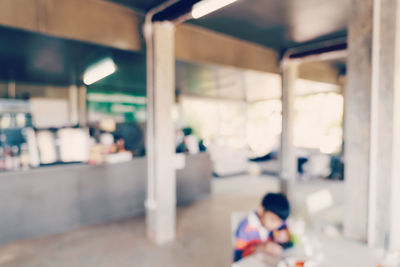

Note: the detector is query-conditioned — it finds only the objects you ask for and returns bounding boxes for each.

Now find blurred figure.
[183,127,199,154]
[176,127,201,154]
[233,193,293,262]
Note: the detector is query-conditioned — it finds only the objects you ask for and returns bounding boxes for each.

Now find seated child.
[233,193,292,262]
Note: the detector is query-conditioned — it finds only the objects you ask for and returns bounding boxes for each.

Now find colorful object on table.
[291,233,301,246]
[277,259,320,267]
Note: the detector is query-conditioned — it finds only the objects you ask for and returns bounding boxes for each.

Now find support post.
[145,21,176,245]
[68,85,79,125]
[280,61,298,193]
[345,0,400,249]
[78,85,87,126]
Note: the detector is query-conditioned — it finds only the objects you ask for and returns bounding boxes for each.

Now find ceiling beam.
[0,0,141,51]
[175,24,279,73]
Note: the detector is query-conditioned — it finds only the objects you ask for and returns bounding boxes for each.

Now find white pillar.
[390,63,400,250]
[7,80,16,99]
[344,0,373,243]
[145,22,176,245]
[68,85,79,125]
[390,27,400,248]
[345,0,400,249]
[280,61,298,190]
[78,85,87,126]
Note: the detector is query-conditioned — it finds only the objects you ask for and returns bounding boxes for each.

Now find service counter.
[0,153,212,245]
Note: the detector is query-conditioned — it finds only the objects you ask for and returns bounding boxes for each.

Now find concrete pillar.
[345,0,400,249]
[68,85,79,125]
[145,22,176,245]
[379,0,400,250]
[390,16,400,248]
[345,0,376,243]
[78,85,87,126]
[7,80,16,99]
[280,61,298,192]
[344,0,372,242]
[373,0,398,249]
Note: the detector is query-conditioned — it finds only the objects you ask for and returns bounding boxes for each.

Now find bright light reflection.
[83,58,117,85]
[192,0,238,19]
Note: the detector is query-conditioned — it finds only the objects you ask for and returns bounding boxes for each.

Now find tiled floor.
[0,175,280,267]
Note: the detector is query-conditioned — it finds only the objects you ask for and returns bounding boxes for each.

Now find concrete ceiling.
[0,26,146,94]
[0,1,348,90]
[107,0,165,12]
[109,0,349,53]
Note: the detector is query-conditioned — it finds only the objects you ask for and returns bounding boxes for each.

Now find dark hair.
[182,127,193,136]
[261,193,290,220]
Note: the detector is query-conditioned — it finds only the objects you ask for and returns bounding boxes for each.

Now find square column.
[344,0,373,243]
[345,0,400,249]
[280,61,298,190]
[390,29,400,248]
[145,22,176,245]
[68,85,79,125]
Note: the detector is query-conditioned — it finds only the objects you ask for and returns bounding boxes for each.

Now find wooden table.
[234,233,378,267]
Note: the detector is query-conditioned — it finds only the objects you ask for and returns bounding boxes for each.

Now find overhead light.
[191,0,238,19]
[83,58,117,85]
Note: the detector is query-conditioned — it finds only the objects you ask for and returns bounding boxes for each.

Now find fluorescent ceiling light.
[192,0,238,19]
[83,58,117,85]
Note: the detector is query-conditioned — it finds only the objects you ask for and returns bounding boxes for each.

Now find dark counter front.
[176,153,212,205]
[0,153,212,245]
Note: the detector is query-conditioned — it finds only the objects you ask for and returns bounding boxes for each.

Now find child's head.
[258,193,290,231]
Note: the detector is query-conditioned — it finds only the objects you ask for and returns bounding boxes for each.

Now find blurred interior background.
[0,0,399,266]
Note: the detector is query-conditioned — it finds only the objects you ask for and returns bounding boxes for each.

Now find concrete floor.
[212,175,281,196]
[0,175,279,267]
[0,175,344,267]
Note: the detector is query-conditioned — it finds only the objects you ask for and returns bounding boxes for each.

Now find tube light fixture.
[191,0,238,19]
[83,58,117,85]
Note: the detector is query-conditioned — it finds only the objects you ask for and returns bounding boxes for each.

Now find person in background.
[175,129,186,153]
[176,127,207,154]
[328,142,344,180]
[182,127,199,154]
[233,193,292,262]
[198,139,207,152]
